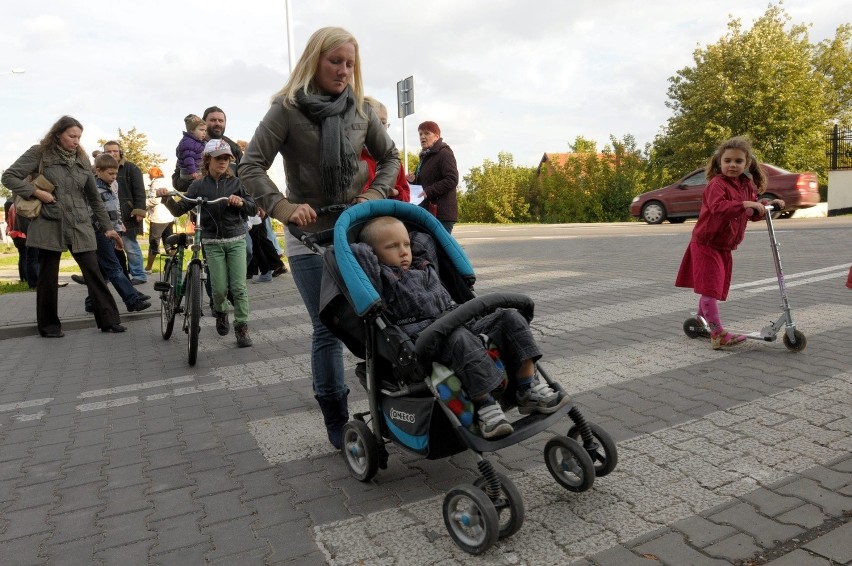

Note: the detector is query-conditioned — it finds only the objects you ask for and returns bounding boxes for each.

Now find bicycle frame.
[155,193,231,364]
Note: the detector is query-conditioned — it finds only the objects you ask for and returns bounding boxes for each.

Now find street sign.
[397,76,414,119]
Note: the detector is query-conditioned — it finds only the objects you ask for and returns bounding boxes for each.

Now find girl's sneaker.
[710,329,746,350]
[517,382,570,414]
[477,403,513,439]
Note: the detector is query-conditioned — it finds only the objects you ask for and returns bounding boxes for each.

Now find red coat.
[360,148,410,202]
[675,174,763,300]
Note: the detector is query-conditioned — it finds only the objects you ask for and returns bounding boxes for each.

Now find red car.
[630,164,820,224]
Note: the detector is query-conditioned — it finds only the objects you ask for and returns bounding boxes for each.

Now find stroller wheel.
[544,435,595,492]
[473,471,524,539]
[442,484,499,555]
[683,317,709,339]
[567,422,618,477]
[342,421,378,482]
[783,329,807,353]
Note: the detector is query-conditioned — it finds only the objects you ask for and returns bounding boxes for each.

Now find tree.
[654,4,830,180]
[813,23,852,125]
[459,152,534,223]
[97,127,165,173]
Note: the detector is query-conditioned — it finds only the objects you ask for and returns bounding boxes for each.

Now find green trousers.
[205,238,249,324]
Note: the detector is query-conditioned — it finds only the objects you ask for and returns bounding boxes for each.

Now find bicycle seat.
[165,233,190,248]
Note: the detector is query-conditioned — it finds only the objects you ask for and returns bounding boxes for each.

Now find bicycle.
[153,192,231,366]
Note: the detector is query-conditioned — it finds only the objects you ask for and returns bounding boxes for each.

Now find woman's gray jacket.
[238,98,399,232]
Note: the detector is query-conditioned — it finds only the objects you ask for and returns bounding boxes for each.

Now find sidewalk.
[0,261,293,340]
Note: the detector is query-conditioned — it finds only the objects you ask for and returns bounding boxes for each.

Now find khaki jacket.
[238,98,399,232]
[2,145,112,252]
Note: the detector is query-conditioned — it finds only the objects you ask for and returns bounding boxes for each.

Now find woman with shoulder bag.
[1,115,126,337]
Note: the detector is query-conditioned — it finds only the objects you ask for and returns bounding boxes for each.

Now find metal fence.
[826,125,852,170]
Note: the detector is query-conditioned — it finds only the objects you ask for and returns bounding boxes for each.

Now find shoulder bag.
[15,157,56,218]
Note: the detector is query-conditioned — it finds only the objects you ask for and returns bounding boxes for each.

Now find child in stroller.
[305,200,618,555]
[352,216,570,438]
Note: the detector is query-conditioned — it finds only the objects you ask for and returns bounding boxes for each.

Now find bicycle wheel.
[159,259,178,340]
[186,262,202,366]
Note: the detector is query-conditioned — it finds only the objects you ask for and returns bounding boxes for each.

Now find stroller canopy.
[333,200,475,317]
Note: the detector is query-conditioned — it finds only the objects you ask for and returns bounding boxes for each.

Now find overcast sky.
[1,0,848,190]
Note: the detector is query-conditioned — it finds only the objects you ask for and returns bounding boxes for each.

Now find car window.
[681,171,707,187]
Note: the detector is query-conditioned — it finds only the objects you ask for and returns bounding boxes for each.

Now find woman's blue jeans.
[289,253,345,398]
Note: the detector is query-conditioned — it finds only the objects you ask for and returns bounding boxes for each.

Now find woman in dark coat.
[2,116,125,337]
[407,120,459,233]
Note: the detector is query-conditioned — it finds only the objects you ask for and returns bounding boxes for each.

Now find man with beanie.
[103,140,149,284]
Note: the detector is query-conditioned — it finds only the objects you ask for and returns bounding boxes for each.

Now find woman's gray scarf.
[295,87,358,202]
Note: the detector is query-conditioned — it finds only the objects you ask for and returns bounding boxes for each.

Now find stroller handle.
[287,204,353,253]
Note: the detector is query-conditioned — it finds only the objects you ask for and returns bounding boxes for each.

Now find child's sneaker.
[517,382,570,414]
[477,403,513,439]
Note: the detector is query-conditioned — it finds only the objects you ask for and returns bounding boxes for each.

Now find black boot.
[315,389,349,449]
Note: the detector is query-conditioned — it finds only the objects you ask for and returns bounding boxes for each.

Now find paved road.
[1,217,850,565]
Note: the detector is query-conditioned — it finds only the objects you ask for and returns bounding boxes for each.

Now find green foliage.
[813,23,852,125]
[459,139,649,224]
[530,136,648,223]
[653,4,830,181]
[459,152,534,223]
[97,127,166,172]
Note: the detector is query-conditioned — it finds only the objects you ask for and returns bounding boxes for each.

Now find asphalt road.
[0,216,850,565]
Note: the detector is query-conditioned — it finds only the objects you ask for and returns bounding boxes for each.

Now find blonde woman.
[239,26,399,449]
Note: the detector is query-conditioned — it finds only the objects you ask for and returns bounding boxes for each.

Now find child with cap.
[176,114,208,181]
[157,139,258,348]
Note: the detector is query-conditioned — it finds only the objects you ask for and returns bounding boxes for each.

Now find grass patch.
[0,281,31,295]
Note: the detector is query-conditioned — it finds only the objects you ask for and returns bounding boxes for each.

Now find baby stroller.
[298,200,618,554]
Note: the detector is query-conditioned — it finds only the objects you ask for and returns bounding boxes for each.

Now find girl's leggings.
[699,295,723,328]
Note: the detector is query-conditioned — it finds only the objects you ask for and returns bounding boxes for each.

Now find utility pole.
[285,0,295,73]
[396,76,415,175]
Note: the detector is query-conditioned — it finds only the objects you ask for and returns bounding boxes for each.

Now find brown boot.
[145,250,157,273]
[235,323,253,347]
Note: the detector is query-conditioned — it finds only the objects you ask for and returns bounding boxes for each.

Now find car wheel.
[641,201,666,224]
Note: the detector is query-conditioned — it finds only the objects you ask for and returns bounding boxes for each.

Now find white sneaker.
[517,382,570,414]
[477,403,513,439]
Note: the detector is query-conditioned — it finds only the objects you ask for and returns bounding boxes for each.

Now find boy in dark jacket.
[351,216,569,438]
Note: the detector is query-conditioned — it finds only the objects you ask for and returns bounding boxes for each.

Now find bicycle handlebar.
[159,191,231,205]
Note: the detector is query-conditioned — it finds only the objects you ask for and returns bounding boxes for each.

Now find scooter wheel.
[683,318,709,339]
[783,329,807,353]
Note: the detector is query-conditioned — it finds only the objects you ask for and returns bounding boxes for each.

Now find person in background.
[238,26,399,449]
[158,139,257,348]
[406,120,458,232]
[675,136,784,350]
[103,140,148,284]
[2,115,126,336]
[361,96,409,202]
[80,152,151,314]
[4,198,39,288]
[176,114,208,182]
[145,166,175,274]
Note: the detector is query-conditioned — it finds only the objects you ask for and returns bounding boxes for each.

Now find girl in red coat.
[675,137,784,349]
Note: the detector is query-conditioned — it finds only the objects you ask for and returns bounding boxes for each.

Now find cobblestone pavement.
[1,218,850,565]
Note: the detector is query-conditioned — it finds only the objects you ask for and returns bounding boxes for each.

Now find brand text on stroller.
[390,408,416,423]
